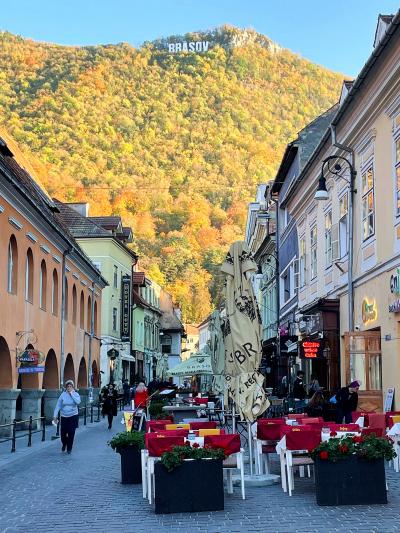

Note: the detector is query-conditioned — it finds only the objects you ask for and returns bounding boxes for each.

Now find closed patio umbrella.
[209,309,226,395]
[221,241,269,423]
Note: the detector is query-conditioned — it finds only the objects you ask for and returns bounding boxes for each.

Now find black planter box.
[315,455,387,506]
[118,447,142,484]
[154,458,224,514]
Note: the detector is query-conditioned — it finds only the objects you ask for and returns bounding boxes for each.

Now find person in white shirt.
[53,380,81,454]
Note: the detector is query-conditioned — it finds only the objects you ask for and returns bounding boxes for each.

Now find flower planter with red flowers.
[311,434,396,506]
[154,445,225,514]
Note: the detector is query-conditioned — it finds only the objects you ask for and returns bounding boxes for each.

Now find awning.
[168,352,213,377]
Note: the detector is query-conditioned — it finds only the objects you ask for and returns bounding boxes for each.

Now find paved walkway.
[0,418,400,533]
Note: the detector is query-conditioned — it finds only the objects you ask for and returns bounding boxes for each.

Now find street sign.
[107,348,119,359]
[18,366,45,374]
[384,387,395,412]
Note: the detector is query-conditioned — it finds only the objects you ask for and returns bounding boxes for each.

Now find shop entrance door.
[344,331,382,411]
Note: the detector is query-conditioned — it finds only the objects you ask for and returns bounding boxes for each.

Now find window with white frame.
[299,237,306,287]
[394,116,400,215]
[280,261,295,305]
[325,211,332,268]
[310,226,317,280]
[360,141,375,240]
[339,192,348,258]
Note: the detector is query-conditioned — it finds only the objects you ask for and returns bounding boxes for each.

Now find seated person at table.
[305,391,327,419]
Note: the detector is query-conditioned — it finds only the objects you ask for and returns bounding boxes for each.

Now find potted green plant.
[108,431,145,484]
[154,444,226,514]
[311,433,396,506]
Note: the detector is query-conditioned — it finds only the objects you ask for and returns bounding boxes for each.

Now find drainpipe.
[330,124,355,333]
[270,196,281,391]
[87,281,96,399]
[60,248,72,389]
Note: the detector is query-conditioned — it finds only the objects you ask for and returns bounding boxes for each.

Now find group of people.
[290,370,361,423]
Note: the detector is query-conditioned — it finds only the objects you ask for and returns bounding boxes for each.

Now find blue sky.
[1,0,399,76]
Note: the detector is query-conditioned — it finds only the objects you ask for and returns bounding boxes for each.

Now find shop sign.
[107,348,119,360]
[299,340,323,359]
[17,349,45,374]
[383,387,395,413]
[121,275,131,342]
[361,298,377,324]
[389,267,400,312]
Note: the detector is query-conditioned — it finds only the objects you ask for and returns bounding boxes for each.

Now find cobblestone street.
[0,418,399,533]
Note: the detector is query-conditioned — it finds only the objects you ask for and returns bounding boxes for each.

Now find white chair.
[285,449,313,496]
[223,448,245,499]
[141,449,149,499]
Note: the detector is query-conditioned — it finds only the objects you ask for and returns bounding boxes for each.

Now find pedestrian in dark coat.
[101,383,118,429]
[335,380,360,423]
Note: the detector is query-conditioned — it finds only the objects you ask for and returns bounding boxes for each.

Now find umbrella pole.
[248,422,254,476]
[232,403,236,434]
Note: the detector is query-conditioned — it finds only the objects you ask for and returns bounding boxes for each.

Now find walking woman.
[101,383,118,429]
[53,380,81,454]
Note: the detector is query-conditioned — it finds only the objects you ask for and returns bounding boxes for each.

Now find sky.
[1,0,399,77]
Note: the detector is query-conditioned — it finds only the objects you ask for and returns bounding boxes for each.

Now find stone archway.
[91,360,99,387]
[64,353,75,384]
[0,337,12,388]
[77,357,87,388]
[0,337,18,435]
[43,349,59,389]
[42,349,60,422]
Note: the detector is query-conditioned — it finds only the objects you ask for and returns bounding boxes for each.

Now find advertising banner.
[121,275,131,342]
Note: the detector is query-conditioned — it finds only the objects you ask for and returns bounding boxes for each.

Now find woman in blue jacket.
[53,380,81,454]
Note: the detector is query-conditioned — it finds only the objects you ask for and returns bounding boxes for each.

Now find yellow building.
[284,13,400,410]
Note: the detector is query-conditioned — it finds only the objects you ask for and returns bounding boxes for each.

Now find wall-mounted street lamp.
[314,155,357,331]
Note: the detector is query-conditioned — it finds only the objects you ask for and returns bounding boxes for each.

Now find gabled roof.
[373,14,395,48]
[132,272,146,286]
[55,200,139,261]
[160,312,184,332]
[0,140,106,285]
[272,105,338,194]
[54,200,111,237]
[89,216,123,233]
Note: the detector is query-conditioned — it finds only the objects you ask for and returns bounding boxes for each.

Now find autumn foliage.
[0,27,344,322]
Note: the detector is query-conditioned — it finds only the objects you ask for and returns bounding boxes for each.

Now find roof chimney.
[66,202,90,217]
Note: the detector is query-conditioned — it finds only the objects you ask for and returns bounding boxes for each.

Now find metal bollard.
[28,416,32,447]
[41,417,46,442]
[11,419,16,453]
[96,404,100,422]
[90,404,93,423]
[84,405,87,426]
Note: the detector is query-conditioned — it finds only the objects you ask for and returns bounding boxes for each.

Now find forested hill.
[0,27,344,322]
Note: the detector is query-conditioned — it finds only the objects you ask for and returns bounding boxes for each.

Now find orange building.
[0,137,107,434]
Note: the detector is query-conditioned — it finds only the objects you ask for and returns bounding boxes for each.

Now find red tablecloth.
[327,423,360,432]
[257,423,282,441]
[146,421,169,432]
[258,418,286,425]
[145,434,185,456]
[284,427,321,451]
[190,421,217,430]
[287,413,308,420]
[194,398,209,405]
[203,433,241,456]
[154,429,189,437]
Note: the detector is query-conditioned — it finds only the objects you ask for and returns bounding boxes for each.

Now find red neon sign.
[302,341,321,358]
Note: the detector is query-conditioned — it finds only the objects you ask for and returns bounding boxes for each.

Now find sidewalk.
[1,417,400,533]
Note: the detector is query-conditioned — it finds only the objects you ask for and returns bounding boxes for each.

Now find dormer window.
[373,14,394,49]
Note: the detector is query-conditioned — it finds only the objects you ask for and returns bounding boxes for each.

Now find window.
[310,226,317,280]
[87,295,92,331]
[339,193,348,258]
[325,211,332,268]
[72,284,77,325]
[51,269,59,315]
[346,332,382,392]
[113,265,118,288]
[112,307,118,331]
[94,301,98,335]
[361,166,375,240]
[64,278,68,320]
[280,262,294,305]
[39,260,47,310]
[80,291,85,329]
[394,130,400,215]
[25,248,34,303]
[7,236,18,294]
[299,237,306,287]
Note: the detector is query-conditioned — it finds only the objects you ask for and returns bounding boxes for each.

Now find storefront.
[298,298,340,395]
[343,266,400,412]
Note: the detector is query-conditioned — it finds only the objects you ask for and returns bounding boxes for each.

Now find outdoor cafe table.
[162,404,203,423]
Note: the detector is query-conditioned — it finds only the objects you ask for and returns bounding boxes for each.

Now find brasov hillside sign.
[167,41,210,53]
